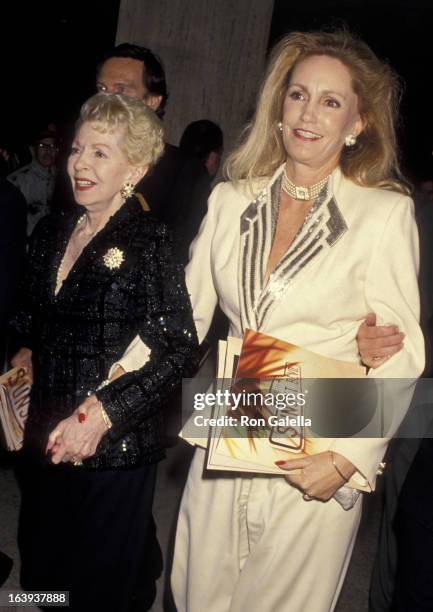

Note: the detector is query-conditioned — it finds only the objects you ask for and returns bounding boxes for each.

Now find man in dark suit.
[387,200,433,610]
[0,178,26,586]
[369,197,433,611]
[96,44,211,263]
[54,44,210,263]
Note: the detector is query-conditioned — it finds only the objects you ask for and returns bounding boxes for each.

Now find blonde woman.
[11,93,198,611]
[169,30,424,611]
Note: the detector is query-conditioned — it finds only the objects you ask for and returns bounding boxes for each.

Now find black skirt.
[17,458,162,612]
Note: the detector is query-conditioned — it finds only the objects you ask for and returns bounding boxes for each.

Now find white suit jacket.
[116,165,425,490]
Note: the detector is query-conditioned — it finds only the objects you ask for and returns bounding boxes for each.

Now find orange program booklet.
[206,329,379,491]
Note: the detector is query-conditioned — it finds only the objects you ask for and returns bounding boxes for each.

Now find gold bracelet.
[330,451,349,483]
[99,403,112,430]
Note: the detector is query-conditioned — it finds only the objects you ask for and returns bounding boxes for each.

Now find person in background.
[11,93,198,611]
[0,147,22,178]
[8,129,58,236]
[417,177,433,208]
[96,43,210,262]
[0,178,26,587]
[369,162,433,611]
[179,119,224,179]
[375,199,433,606]
[0,179,26,364]
[391,410,433,609]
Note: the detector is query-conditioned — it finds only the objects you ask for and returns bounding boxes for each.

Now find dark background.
[0,0,431,182]
[270,0,433,181]
[0,0,120,146]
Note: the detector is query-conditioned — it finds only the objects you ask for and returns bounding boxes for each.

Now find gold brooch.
[103,247,125,270]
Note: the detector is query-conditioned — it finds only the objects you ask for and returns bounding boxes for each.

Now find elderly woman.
[11,93,198,611]
[165,31,424,612]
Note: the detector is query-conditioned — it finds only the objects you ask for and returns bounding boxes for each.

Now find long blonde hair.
[225,30,408,194]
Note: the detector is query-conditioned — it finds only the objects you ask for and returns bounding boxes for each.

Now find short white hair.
[78,92,164,167]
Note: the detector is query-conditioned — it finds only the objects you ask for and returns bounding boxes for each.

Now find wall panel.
[116,0,275,152]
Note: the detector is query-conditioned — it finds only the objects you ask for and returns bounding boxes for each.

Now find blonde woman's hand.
[276,451,355,501]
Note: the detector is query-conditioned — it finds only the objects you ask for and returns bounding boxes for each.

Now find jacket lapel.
[238,166,349,332]
[238,179,275,332]
[55,199,142,301]
[48,210,80,300]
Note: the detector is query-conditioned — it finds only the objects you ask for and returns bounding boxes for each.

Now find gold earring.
[345,134,357,147]
[120,182,135,201]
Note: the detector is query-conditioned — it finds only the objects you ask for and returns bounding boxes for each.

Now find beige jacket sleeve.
[331,195,425,490]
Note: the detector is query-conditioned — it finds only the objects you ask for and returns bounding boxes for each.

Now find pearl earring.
[278,121,283,132]
[345,134,357,147]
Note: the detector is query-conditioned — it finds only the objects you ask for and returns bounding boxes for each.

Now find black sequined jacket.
[12,197,199,469]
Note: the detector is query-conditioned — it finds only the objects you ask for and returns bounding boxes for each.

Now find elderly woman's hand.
[357,312,405,368]
[275,451,356,501]
[46,395,110,464]
[11,347,33,385]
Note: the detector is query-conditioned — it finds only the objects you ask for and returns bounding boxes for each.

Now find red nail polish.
[78,413,86,423]
[275,460,286,466]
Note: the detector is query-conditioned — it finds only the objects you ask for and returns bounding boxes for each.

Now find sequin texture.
[11,197,199,469]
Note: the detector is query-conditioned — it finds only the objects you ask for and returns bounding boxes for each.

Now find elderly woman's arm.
[96,225,199,440]
[357,312,405,367]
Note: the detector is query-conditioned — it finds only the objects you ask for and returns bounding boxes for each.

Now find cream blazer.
[116,165,425,490]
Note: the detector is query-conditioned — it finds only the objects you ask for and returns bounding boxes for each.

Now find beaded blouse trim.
[238,168,348,331]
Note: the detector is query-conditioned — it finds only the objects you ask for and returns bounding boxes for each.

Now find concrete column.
[116,0,275,152]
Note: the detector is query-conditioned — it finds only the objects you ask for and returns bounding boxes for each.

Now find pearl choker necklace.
[281,169,329,201]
